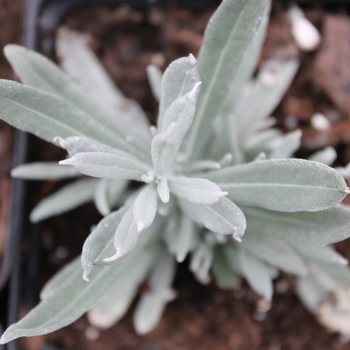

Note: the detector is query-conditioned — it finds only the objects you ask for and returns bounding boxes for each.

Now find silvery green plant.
[1,0,350,343]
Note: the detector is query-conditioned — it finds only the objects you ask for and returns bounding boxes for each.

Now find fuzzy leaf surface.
[0,80,134,153]
[133,184,158,232]
[309,147,337,166]
[207,159,347,212]
[134,248,175,334]
[11,162,79,180]
[295,246,348,266]
[268,130,301,159]
[60,152,151,181]
[158,55,200,130]
[185,0,269,159]
[0,232,152,344]
[3,44,129,137]
[237,58,299,142]
[242,205,350,246]
[211,0,271,163]
[212,246,239,289]
[87,249,156,328]
[61,136,138,159]
[109,205,139,262]
[94,179,128,216]
[30,178,97,223]
[81,206,129,278]
[238,249,273,300]
[147,64,162,102]
[40,257,81,300]
[56,30,152,147]
[152,85,200,174]
[179,197,246,239]
[173,214,197,263]
[241,233,308,276]
[168,176,226,205]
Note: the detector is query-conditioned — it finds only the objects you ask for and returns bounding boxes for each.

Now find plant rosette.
[1,0,350,343]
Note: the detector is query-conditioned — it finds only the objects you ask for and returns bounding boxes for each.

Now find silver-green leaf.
[11,162,79,180]
[178,197,246,240]
[168,176,227,205]
[60,152,151,181]
[207,159,348,212]
[242,205,350,246]
[30,178,97,223]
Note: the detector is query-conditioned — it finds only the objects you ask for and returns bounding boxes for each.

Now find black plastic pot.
[1,0,350,349]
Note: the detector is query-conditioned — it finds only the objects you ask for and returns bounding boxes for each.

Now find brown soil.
[0,0,23,266]
[3,1,350,349]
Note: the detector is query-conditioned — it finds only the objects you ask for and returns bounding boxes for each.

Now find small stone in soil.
[311,113,331,131]
[85,326,100,341]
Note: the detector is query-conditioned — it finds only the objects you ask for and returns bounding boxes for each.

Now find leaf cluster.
[1,0,350,343]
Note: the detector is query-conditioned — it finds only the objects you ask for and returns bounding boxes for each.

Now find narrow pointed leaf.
[94,179,128,216]
[87,249,156,328]
[224,245,242,273]
[109,205,139,262]
[0,233,151,344]
[238,249,273,301]
[5,41,150,152]
[61,136,141,159]
[242,205,350,246]
[56,30,125,107]
[241,233,308,276]
[268,129,301,159]
[30,178,97,223]
[237,58,299,140]
[4,44,121,120]
[157,176,170,203]
[212,246,239,289]
[151,84,201,174]
[168,176,226,205]
[40,257,81,300]
[134,248,176,335]
[3,44,125,135]
[56,29,152,147]
[185,0,269,160]
[133,184,158,232]
[0,79,141,156]
[11,162,79,180]
[295,246,348,266]
[309,147,337,166]
[60,152,151,181]
[210,0,271,163]
[179,197,246,239]
[158,54,200,129]
[207,159,347,212]
[147,64,162,102]
[174,215,197,263]
[296,275,327,312]
[81,206,129,278]
[190,243,213,284]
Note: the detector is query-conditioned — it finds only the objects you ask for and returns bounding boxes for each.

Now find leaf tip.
[137,223,145,232]
[141,171,155,184]
[219,191,228,198]
[234,235,242,243]
[188,81,202,100]
[53,136,65,148]
[3,43,22,58]
[103,251,121,263]
[82,271,90,282]
[344,187,350,194]
[188,53,197,65]
[59,158,74,166]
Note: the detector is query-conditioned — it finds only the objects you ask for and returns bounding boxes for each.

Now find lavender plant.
[1,0,350,343]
